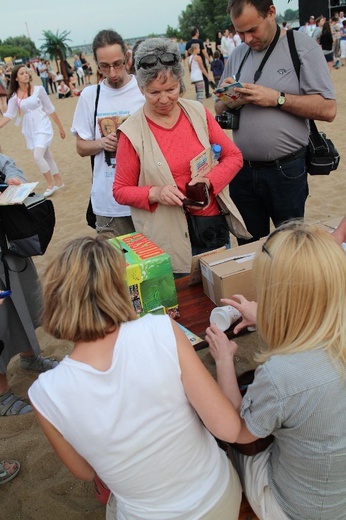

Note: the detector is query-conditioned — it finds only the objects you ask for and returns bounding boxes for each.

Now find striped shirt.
[241,348,346,520]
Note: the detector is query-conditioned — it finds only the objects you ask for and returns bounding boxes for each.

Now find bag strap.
[235,24,281,83]
[286,29,321,143]
[286,29,301,80]
[0,226,11,292]
[90,84,101,172]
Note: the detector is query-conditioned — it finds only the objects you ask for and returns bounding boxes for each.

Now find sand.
[0,58,345,519]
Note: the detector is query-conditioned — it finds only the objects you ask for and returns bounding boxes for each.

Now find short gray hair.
[135,37,185,94]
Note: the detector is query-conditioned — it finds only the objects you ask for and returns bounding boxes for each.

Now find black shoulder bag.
[287,29,340,175]
[86,84,101,228]
[0,172,55,257]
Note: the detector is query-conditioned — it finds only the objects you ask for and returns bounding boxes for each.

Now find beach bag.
[306,120,340,176]
[0,193,55,257]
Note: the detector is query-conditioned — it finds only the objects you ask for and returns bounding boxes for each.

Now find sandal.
[0,390,32,416]
[0,460,20,485]
[20,354,59,372]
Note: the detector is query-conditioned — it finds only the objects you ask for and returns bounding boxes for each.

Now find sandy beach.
[1,56,345,519]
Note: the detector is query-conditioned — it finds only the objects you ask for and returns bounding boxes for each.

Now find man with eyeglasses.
[215,0,336,244]
[71,29,145,236]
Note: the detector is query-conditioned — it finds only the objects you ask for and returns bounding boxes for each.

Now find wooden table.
[175,277,260,520]
[174,277,249,351]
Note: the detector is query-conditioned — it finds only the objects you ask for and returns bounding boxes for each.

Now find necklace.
[17,87,29,115]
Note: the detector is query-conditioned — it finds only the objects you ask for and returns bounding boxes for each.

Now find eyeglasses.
[98,60,126,73]
[137,53,178,70]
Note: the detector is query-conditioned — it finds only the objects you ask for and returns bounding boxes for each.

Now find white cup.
[210,305,242,332]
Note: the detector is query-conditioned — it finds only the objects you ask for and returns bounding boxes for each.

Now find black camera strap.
[235,24,281,83]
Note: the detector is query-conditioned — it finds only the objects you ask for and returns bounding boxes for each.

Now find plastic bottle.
[212,144,221,164]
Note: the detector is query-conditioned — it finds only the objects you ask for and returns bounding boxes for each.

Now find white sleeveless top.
[189,55,203,83]
[29,314,230,519]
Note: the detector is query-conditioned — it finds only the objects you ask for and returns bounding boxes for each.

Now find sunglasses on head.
[138,52,178,70]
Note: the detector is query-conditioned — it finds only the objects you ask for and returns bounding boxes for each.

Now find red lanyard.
[17,90,27,115]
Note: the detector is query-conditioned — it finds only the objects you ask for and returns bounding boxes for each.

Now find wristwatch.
[277,92,286,108]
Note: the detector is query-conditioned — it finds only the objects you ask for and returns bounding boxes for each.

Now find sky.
[1,0,299,49]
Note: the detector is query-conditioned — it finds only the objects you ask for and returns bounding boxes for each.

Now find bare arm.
[33,407,96,481]
[49,112,66,139]
[205,326,242,410]
[202,47,211,63]
[205,323,259,445]
[233,82,336,122]
[215,74,336,122]
[196,55,210,79]
[0,116,10,130]
[76,133,118,158]
[332,216,346,245]
[173,319,241,443]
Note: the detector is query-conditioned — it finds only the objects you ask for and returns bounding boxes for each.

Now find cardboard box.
[200,239,265,306]
[110,233,179,318]
[318,216,343,233]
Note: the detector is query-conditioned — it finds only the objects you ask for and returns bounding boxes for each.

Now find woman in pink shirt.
[114,37,244,274]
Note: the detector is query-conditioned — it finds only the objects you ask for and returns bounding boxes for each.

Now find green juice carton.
[109,232,179,318]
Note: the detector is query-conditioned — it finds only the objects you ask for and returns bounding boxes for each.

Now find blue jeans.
[41,77,49,95]
[229,155,308,244]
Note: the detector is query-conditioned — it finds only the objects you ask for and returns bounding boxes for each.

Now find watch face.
[278,95,285,106]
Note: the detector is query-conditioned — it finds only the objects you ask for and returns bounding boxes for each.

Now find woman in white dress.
[0,65,66,197]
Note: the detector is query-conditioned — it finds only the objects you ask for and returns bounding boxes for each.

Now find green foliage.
[0,45,30,61]
[283,9,299,21]
[40,30,73,61]
[2,35,39,57]
[174,0,230,41]
[165,26,179,39]
[170,0,298,42]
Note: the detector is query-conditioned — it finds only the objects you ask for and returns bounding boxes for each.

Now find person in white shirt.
[29,235,243,520]
[221,28,232,62]
[306,15,316,37]
[71,29,145,235]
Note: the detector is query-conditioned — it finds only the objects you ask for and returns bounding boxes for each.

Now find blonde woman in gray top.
[206,221,346,520]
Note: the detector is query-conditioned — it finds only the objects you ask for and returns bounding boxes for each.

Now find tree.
[283,9,299,21]
[2,35,39,57]
[0,44,30,62]
[178,0,230,41]
[40,30,73,82]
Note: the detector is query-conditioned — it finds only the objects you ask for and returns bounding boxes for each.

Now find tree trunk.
[57,48,69,83]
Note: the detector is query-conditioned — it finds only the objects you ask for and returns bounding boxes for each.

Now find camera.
[215,110,240,130]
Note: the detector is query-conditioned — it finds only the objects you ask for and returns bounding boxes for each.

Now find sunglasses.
[137,52,178,70]
[261,221,306,258]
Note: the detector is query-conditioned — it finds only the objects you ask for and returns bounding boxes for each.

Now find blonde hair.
[254,221,346,366]
[42,235,137,342]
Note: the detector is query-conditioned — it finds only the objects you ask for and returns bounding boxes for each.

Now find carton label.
[200,263,213,283]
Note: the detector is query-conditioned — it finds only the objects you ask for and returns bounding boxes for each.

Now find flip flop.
[0,460,21,485]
